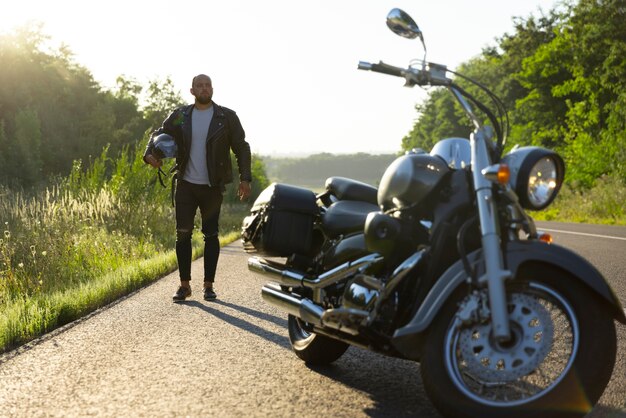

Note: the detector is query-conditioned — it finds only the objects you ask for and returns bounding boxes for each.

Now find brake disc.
[458,292,554,383]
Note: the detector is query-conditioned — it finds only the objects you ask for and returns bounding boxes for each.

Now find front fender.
[392,240,626,359]
[504,240,624,322]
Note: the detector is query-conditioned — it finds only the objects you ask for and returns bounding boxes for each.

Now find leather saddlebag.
[242,183,318,257]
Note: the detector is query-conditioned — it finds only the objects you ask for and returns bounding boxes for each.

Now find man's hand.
[145,154,163,168]
[238,181,251,201]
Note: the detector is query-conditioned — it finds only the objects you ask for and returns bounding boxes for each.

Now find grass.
[531,175,626,225]
[0,143,256,353]
[0,231,241,353]
[0,175,249,353]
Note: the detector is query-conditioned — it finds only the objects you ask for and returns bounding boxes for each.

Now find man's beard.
[196,94,212,105]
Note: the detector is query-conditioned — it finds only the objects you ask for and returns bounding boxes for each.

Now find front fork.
[471,129,512,341]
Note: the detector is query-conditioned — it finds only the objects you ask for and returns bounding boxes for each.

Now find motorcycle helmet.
[152,133,177,159]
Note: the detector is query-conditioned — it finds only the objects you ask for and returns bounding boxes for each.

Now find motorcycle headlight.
[501,147,565,210]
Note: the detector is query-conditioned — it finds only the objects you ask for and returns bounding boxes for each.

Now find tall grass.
[0,143,249,352]
[532,175,626,225]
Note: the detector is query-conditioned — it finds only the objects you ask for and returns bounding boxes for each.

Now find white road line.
[539,228,626,241]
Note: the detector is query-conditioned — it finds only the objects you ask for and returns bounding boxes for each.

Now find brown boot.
[203,283,217,301]
[172,286,191,302]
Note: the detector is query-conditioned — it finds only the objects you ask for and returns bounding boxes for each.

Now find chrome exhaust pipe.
[261,283,324,325]
[249,253,383,289]
[248,258,304,287]
[262,284,370,342]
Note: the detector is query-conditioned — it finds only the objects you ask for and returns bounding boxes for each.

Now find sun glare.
[2,6,28,33]
[1,3,61,34]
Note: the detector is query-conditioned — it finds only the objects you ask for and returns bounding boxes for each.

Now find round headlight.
[500,146,565,210]
[527,157,559,208]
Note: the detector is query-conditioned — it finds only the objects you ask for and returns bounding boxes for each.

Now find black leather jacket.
[144,103,252,187]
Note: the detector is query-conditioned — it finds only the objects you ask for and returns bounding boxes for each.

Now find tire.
[420,266,617,418]
[287,315,349,365]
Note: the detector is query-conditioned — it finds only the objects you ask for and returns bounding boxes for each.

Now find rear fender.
[392,240,626,360]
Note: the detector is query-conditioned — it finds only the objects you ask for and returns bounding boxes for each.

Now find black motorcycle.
[242,9,625,418]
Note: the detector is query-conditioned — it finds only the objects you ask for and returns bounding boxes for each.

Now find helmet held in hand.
[153,133,177,159]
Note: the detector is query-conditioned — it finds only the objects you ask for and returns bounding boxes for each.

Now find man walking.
[144,74,252,302]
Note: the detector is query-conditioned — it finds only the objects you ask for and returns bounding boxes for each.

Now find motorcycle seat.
[325,177,378,205]
[322,200,380,238]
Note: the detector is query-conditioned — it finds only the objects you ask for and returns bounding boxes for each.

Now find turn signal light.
[538,232,553,244]
[497,164,510,185]
[482,163,511,185]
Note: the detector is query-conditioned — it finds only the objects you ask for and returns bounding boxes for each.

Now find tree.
[402,88,471,152]
[0,120,8,183]
[401,0,626,188]
[0,25,166,188]
[516,0,626,185]
[142,77,184,130]
[13,109,42,186]
[402,10,563,154]
[109,76,151,150]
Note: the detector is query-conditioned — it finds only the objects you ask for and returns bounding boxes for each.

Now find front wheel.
[421,267,617,418]
[287,315,349,365]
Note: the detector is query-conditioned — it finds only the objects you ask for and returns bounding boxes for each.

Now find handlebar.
[359,58,507,157]
[358,60,450,87]
[359,59,486,137]
[358,61,404,78]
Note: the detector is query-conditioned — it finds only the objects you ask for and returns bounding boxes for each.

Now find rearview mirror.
[386,8,422,41]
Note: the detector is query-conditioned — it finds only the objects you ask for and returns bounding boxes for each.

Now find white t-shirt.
[183,106,214,185]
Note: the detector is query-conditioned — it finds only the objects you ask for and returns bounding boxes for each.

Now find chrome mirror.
[386,8,423,41]
[386,8,427,65]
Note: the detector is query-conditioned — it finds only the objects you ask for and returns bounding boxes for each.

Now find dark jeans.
[175,179,223,283]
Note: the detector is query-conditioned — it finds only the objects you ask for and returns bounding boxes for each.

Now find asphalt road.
[0,221,625,418]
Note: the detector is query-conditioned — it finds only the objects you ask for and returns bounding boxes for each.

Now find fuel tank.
[378,153,450,212]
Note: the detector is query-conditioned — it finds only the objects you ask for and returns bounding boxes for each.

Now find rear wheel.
[287,315,349,365]
[420,268,617,418]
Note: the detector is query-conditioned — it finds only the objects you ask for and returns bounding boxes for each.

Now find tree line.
[263,152,398,187]
[402,0,626,189]
[0,26,147,185]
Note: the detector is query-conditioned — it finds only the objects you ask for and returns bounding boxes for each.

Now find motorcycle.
[242,9,625,418]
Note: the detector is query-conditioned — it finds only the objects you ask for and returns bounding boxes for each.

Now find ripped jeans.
[174,179,223,283]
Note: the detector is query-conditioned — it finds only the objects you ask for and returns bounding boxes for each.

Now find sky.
[2,0,560,156]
